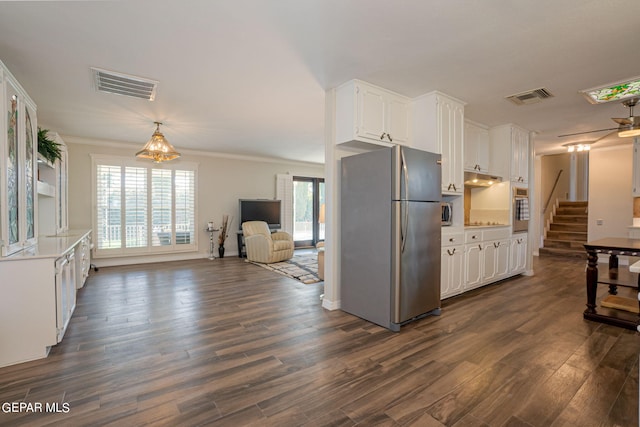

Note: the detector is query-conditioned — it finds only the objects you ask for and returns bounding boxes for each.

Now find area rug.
[250,254,321,284]
[600,295,639,314]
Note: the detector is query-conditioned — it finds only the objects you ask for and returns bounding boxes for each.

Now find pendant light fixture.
[135,122,180,163]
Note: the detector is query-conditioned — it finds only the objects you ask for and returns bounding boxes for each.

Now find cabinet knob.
[472,235,477,239]
[449,238,455,242]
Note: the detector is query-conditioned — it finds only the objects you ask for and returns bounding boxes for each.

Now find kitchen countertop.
[464,224,509,229]
[2,229,91,261]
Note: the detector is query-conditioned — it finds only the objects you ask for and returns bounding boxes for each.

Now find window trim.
[91,154,198,258]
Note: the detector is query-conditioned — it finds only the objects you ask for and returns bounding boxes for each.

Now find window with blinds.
[125,167,147,248]
[174,170,195,245]
[93,156,197,256]
[152,169,173,246]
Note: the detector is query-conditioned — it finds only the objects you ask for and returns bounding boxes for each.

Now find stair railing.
[541,169,564,247]
[543,169,563,215]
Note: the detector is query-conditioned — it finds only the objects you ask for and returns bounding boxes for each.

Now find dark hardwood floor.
[0,255,637,426]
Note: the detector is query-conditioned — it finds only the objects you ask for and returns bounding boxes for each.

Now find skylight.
[580,76,640,104]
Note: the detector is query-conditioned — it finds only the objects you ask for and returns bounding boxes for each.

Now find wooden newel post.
[585,250,598,314]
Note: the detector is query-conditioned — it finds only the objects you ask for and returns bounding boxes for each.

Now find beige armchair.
[242,221,294,264]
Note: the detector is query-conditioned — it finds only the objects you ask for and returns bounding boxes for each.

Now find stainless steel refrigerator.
[341,145,442,331]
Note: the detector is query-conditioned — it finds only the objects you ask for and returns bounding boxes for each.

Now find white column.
[569,152,577,201]
[322,88,340,310]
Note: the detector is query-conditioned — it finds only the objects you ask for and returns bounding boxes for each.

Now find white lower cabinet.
[456,227,520,296]
[0,230,91,368]
[509,234,528,274]
[75,234,91,289]
[484,239,510,282]
[482,241,498,283]
[441,229,464,299]
[441,245,464,298]
[464,243,483,290]
[55,251,76,343]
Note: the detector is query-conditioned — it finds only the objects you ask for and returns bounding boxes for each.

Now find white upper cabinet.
[489,124,530,185]
[0,61,38,256]
[511,126,529,184]
[464,120,490,173]
[335,80,411,147]
[412,91,465,194]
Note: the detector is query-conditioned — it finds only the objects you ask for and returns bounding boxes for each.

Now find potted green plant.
[37,127,62,164]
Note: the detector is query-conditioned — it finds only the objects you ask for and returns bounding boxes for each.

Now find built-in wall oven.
[513,187,529,233]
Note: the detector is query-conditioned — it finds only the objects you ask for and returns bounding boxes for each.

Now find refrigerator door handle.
[400,148,409,253]
[400,147,409,201]
[401,201,408,253]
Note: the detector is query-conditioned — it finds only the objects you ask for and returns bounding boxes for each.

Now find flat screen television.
[239,199,282,230]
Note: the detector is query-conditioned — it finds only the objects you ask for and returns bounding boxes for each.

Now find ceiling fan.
[558,97,640,139]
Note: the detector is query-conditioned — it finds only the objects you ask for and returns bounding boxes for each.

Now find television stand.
[237,231,246,258]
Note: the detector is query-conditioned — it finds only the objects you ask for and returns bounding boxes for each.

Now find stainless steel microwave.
[442,202,453,226]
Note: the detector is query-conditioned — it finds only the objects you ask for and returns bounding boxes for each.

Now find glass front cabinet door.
[1,61,38,256]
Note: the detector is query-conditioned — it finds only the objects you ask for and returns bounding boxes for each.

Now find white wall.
[588,144,633,241]
[65,137,324,266]
[541,153,571,203]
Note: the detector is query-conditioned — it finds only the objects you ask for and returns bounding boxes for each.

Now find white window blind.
[125,167,147,248]
[175,170,195,245]
[96,165,122,250]
[152,169,173,247]
[92,156,197,256]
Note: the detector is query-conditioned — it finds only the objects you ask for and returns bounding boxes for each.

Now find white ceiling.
[1,0,639,164]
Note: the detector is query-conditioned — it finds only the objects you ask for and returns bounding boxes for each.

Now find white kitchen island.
[0,229,91,368]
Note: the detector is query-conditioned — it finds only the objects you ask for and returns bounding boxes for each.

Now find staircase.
[539,201,588,259]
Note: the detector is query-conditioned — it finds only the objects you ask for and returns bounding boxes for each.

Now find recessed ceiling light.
[580,75,640,104]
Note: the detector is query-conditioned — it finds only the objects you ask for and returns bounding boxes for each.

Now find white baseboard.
[322,298,340,311]
[93,251,238,268]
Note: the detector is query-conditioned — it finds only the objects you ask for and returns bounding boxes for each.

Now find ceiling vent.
[91,67,158,101]
[505,87,554,105]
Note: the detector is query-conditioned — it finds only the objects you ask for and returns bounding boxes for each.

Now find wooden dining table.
[583,237,640,331]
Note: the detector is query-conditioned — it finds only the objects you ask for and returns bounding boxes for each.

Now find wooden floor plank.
[0,255,637,426]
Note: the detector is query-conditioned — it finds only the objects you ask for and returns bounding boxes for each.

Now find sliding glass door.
[293,177,324,247]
